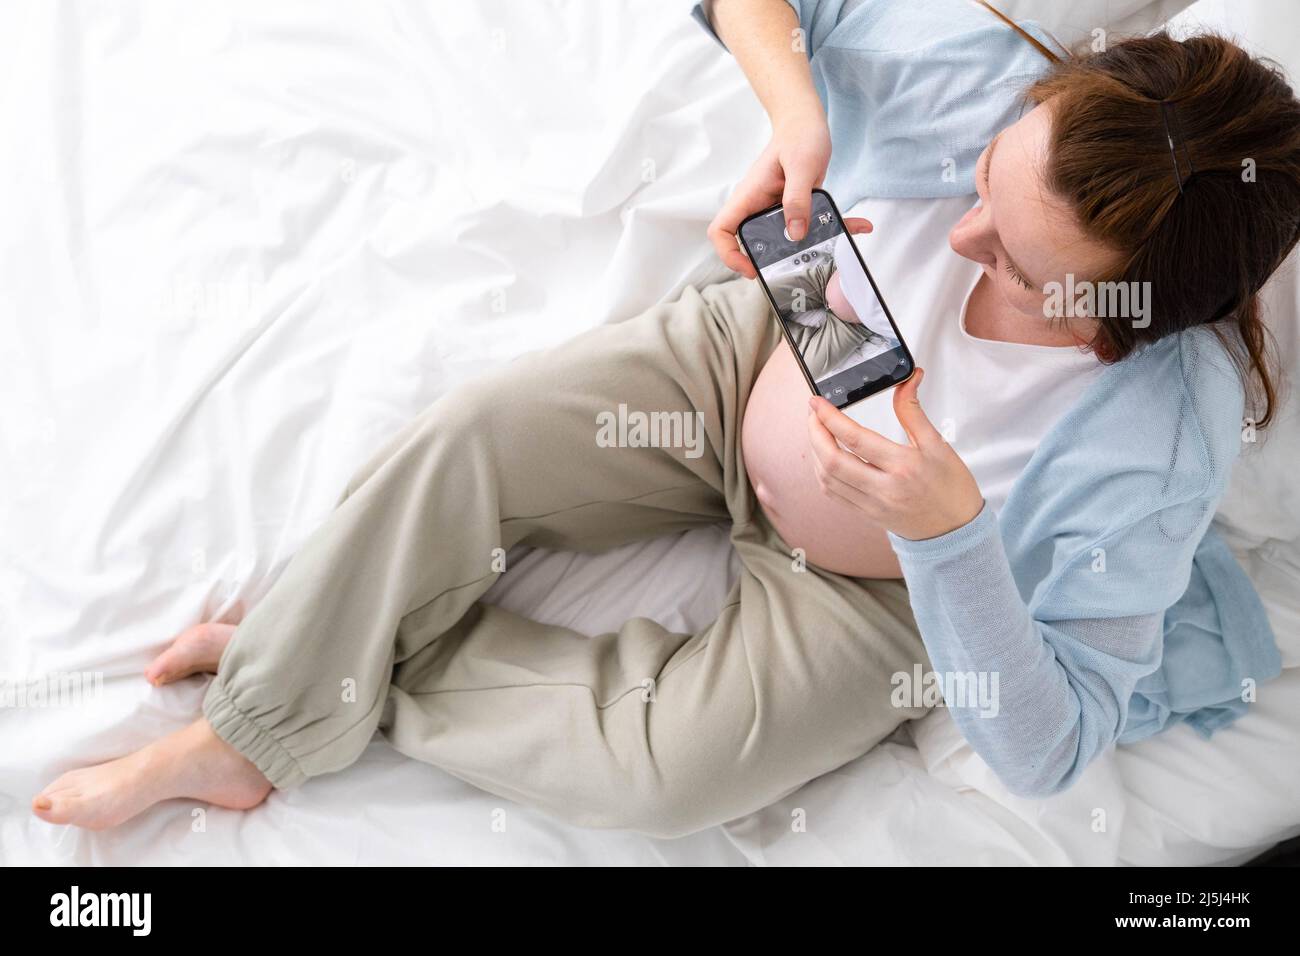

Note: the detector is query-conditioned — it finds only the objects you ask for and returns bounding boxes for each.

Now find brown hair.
[983,4,1300,426]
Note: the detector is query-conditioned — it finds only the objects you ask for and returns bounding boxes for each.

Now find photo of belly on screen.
[744,202,909,406]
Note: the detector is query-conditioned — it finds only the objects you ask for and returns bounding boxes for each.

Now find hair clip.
[1160,100,1195,194]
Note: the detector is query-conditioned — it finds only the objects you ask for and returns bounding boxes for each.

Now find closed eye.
[1004,261,1032,290]
[981,144,1037,292]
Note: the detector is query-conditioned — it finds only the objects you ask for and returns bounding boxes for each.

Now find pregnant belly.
[741,341,903,579]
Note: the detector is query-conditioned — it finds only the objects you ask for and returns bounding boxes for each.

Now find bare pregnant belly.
[741,341,903,579]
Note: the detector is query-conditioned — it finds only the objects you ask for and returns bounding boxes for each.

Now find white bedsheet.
[2,0,1296,866]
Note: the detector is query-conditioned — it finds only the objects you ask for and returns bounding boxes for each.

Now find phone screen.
[740,190,912,408]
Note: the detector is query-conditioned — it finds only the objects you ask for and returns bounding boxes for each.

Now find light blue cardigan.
[694,0,1281,795]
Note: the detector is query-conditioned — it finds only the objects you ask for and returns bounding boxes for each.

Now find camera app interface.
[743,195,908,407]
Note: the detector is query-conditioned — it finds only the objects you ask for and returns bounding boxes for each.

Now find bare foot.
[31,719,271,830]
[145,622,236,686]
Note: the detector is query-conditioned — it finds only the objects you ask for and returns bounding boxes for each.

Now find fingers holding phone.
[708,120,832,277]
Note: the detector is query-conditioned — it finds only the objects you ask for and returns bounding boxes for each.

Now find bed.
[1,0,1296,866]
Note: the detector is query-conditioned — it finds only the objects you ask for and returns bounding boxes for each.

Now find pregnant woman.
[34,0,1298,834]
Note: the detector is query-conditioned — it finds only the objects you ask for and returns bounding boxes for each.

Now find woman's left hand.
[806,369,985,541]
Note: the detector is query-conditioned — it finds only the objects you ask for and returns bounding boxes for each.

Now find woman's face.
[948,103,1115,340]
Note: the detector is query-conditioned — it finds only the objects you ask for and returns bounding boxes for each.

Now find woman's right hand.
[708,117,832,278]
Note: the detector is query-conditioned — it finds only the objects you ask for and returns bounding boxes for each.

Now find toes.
[32,792,75,824]
[144,645,187,686]
[145,622,235,685]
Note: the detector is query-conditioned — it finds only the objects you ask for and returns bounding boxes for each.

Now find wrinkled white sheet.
[1,0,1296,866]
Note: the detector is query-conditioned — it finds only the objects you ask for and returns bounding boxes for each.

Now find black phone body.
[738,189,914,409]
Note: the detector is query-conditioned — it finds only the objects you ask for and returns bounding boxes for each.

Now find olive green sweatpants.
[203,277,929,838]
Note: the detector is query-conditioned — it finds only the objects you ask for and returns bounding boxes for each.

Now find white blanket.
[1,0,1296,865]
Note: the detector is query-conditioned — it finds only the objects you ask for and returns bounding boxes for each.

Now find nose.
[949,200,996,267]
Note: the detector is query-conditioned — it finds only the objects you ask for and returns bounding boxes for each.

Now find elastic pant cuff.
[203,680,308,790]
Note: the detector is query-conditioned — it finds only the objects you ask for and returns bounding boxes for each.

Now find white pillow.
[1214,252,1300,552]
[988,0,1195,49]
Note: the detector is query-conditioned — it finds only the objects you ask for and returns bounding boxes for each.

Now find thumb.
[781,168,817,242]
[893,368,942,448]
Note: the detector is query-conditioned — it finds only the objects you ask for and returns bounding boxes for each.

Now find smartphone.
[738,189,914,409]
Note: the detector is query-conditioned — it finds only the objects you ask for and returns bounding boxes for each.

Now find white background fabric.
[1,0,1296,865]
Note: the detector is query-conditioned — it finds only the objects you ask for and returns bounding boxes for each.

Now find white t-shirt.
[841,197,1104,516]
